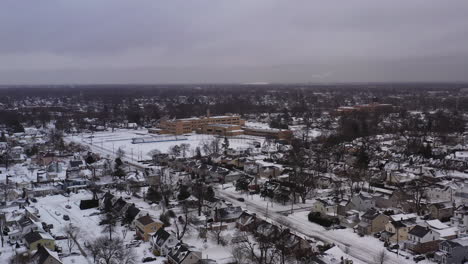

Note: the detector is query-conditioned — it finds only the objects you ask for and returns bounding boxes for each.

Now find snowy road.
[216,188,417,264]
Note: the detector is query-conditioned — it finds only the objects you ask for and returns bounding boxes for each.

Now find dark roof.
[216,206,243,221]
[69,160,84,168]
[362,208,380,220]
[113,197,127,212]
[390,220,406,228]
[136,215,155,226]
[79,199,99,210]
[24,231,52,244]
[32,246,61,264]
[18,216,34,228]
[408,225,431,238]
[126,205,140,220]
[168,242,194,264]
[153,228,171,247]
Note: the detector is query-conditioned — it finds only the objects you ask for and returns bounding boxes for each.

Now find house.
[405,225,440,254]
[167,242,202,264]
[381,218,417,243]
[278,231,313,258]
[312,199,337,217]
[428,202,454,221]
[18,216,39,235]
[349,193,375,212]
[152,228,178,256]
[135,215,163,241]
[450,205,468,234]
[213,206,243,223]
[24,231,55,251]
[235,211,258,232]
[434,236,468,264]
[31,245,63,264]
[426,185,456,203]
[422,219,458,239]
[357,208,389,235]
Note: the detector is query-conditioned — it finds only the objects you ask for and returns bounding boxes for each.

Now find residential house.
[424,220,458,240]
[235,211,258,232]
[428,201,454,221]
[382,218,417,244]
[450,205,468,234]
[312,199,337,218]
[152,228,178,256]
[214,206,243,223]
[357,208,390,235]
[31,245,62,264]
[24,231,55,251]
[406,225,441,254]
[167,242,202,264]
[135,215,163,241]
[350,193,375,212]
[434,237,468,264]
[426,185,456,203]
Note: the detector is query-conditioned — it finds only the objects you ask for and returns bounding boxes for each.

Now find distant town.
[1,84,468,264]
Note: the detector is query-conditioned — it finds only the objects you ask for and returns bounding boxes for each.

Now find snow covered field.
[66,129,265,162]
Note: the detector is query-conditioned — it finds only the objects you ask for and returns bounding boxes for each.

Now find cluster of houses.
[0,206,63,264]
[310,191,468,263]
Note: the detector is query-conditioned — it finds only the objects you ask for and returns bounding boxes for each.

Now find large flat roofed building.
[201,124,244,137]
[157,114,245,135]
[243,127,293,141]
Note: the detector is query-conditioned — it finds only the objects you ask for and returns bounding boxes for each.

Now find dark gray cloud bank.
[1,0,468,84]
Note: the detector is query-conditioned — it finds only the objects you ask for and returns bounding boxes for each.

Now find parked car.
[142,257,157,263]
[31,198,37,203]
[237,197,245,202]
[413,255,425,262]
[63,215,70,221]
[65,205,72,209]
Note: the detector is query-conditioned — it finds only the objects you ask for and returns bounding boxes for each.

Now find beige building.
[158,114,245,135]
[135,215,163,242]
[24,231,55,252]
[201,124,244,136]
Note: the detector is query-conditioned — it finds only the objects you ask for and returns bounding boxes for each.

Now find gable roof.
[168,242,198,264]
[408,225,431,238]
[362,208,381,220]
[32,245,62,264]
[153,228,172,247]
[24,231,53,245]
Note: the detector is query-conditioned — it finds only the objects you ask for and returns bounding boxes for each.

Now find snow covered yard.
[32,190,166,264]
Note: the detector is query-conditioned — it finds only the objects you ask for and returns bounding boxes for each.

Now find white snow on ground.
[31,190,166,264]
[66,129,265,161]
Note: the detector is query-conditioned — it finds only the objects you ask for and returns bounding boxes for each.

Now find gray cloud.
[1,0,468,84]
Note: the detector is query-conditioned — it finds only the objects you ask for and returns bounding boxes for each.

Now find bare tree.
[101,213,117,240]
[116,147,125,159]
[174,205,189,241]
[63,223,80,253]
[180,143,190,158]
[91,236,135,264]
[374,249,387,264]
[200,137,221,156]
[237,234,279,264]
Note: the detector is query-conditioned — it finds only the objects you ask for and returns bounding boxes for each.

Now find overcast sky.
[1,0,468,84]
